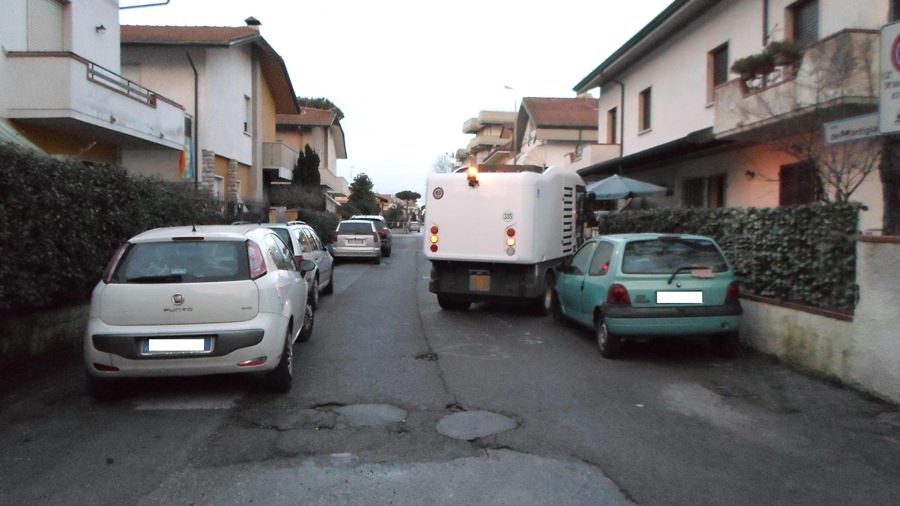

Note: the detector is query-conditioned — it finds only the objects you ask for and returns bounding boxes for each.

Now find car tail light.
[237,356,267,367]
[373,232,380,243]
[725,281,740,303]
[294,254,304,270]
[332,231,338,243]
[247,241,267,279]
[102,243,128,283]
[607,284,631,305]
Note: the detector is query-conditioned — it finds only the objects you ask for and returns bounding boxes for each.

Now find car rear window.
[112,241,250,283]
[270,228,293,252]
[622,238,729,274]
[337,222,374,235]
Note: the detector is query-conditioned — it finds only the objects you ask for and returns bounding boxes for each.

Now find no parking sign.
[880,22,900,134]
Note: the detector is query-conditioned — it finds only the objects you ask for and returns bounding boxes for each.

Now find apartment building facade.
[514,96,599,170]
[0,0,185,166]
[120,20,299,212]
[461,111,516,166]
[574,0,892,233]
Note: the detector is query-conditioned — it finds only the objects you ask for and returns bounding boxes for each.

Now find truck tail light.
[725,281,740,303]
[102,244,128,283]
[247,241,267,279]
[607,284,631,305]
[505,227,516,247]
[430,225,439,252]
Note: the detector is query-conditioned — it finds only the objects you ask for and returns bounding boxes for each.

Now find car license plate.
[347,239,364,246]
[469,271,491,292]
[656,291,703,304]
[144,338,210,353]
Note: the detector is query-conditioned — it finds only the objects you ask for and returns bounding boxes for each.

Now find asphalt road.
[1,233,898,505]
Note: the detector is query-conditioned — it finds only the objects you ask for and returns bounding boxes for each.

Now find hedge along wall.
[594,203,861,314]
[0,143,223,316]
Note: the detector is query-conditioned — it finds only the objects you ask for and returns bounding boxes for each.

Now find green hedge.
[0,143,223,315]
[296,208,340,245]
[594,203,860,313]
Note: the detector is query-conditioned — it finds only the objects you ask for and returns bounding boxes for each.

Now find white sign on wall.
[824,113,880,145]
[880,22,900,134]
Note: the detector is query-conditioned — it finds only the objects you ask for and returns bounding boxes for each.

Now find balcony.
[262,141,298,181]
[714,31,879,140]
[319,169,349,196]
[467,134,509,152]
[3,52,184,149]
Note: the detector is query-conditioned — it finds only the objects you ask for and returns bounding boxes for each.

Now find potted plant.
[731,52,775,80]
[765,40,802,66]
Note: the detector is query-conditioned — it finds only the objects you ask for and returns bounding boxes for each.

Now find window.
[683,175,726,208]
[607,108,618,144]
[212,175,224,201]
[588,242,614,276]
[638,88,652,132]
[779,163,819,205]
[243,95,252,134]
[789,0,818,46]
[893,0,900,21]
[622,239,728,274]
[708,44,729,103]
[569,242,599,276]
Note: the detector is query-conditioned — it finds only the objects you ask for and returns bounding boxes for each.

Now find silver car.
[331,219,381,263]
[262,221,335,308]
[84,225,315,398]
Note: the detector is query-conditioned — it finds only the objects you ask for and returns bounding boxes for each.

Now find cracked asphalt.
[1,233,898,505]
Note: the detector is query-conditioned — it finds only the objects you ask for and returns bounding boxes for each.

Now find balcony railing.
[714,30,879,139]
[467,134,509,152]
[3,51,184,148]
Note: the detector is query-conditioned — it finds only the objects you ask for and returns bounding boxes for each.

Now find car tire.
[322,270,334,295]
[383,247,392,258]
[265,326,294,392]
[711,332,740,358]
[298,303,315,343]
[437,294,471,311]
[308,277,320,309]
[595,316,622,359]
[85,372,120,401]
[532,273,555,316]
[551,290,566,323]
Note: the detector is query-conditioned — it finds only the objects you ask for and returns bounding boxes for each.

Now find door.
[581,241,615,319]
[556,241,598,325]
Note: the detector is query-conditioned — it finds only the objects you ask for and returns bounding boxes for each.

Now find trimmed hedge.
[295,208,340,245]
[594,203,860,313]
[0,143,223,315]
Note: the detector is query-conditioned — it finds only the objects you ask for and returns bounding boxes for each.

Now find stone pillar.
[201,149,216,194]
[228,159,240,203]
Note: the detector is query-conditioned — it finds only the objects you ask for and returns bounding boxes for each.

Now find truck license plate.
[469,272,491,292]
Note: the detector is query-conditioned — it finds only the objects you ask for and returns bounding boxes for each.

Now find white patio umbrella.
[586,174,667,200]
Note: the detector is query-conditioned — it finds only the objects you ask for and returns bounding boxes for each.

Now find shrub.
[594,203,860,313]
[296,208,339,245]
[0,143,223,316]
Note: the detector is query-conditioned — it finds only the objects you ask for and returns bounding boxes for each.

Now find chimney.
[245,17,261,30]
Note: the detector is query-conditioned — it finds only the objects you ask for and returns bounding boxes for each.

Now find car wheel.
[595,315,622,359]
[532,274,554,316]
[85,372,120,401]
[322,269,334,295]
[437,294,471,311]
[265,326,293,392]
[551,290,566,323]
[711,332,740,358]
[298,303,315,343]
[309,277,320,309]
[384,247,392,258]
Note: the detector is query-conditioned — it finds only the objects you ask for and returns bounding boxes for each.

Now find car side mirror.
[299,259,317,275]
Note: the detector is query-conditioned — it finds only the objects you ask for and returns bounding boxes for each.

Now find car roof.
[129,224,265,243]
[351,215,385,221]
[339,219,376,227]
[595,233,717,243]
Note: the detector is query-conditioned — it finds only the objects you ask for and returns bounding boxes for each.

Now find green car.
[552,233,742,358]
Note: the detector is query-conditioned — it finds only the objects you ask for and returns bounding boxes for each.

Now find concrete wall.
[741,237,900,403]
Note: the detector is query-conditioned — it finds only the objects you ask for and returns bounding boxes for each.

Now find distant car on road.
[331,219,381,263]
[262,221,334,308]
[408,220,420,232]
[351,215,392,256]
[553,233,742,358]
[84,225,316,398]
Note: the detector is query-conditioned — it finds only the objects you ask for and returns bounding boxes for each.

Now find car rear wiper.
[667,266,708,285]
[126,274,183,284]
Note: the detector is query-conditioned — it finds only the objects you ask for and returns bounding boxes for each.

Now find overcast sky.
[120,0,672,197]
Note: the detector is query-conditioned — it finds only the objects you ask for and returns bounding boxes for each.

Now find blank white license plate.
[656,291,703,304]
[145,338,209,353]
[347,239,364,246]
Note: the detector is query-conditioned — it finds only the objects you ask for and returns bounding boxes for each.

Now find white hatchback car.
[84,225,314,398]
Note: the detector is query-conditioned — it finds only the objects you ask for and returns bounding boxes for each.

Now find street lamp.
[504,85,517,165]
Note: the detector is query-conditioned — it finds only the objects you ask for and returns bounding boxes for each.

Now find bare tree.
[432,153,454,173]
[734,35,883,204]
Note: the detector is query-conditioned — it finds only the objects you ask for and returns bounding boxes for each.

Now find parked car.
[331,219,381,263]
[84,225,316,398]
[262,221,334,308]
[351,215,391,256]
[552,233,742,358]
[409,220,420,232]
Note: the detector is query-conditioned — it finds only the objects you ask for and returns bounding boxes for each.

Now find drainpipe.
[763,0,770,45]
[611,77,626,174]
[185,50,199,190]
